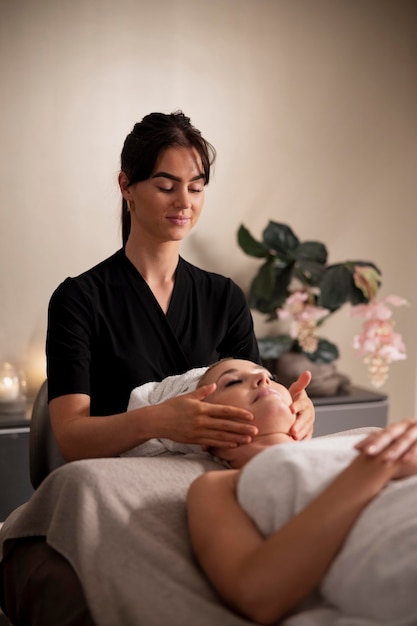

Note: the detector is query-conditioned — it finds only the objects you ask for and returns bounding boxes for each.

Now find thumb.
[289,370,312,399]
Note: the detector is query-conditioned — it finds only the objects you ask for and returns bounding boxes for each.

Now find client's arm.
[187,439,411,625]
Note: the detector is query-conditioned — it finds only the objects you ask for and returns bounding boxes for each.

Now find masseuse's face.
[120,146,205,244]
[202,359,296,437]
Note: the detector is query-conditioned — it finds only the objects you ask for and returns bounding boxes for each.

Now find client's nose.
[254,371,271,387]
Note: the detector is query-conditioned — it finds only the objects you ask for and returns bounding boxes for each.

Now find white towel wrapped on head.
[122,366,208,458]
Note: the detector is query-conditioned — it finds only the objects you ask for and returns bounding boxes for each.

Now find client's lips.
[253,388,280,403]
[167,215,190,226]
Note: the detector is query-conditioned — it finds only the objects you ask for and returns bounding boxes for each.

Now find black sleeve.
[46,278,93,402]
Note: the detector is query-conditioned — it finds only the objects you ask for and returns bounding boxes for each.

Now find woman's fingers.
[163,392,257,447]
[288,371,315,440]
[288,371,312,401]
[199,413,258,447]
[355,419,417,461]
[291,418,311,441]
[187,386,255,422]
[290,413,314,440]
[290,396,315,441]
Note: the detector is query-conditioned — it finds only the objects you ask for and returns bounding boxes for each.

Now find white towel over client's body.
[237,435,417,626]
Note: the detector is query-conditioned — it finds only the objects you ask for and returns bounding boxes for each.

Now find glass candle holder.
[0,362,27,415]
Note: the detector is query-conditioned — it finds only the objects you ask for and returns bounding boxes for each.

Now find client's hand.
[288,371,314,441]
[355,419,417,479]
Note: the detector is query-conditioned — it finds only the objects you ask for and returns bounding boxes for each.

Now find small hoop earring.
[127,200,135,212]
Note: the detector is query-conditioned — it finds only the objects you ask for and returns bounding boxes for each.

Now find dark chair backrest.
[29,380,66,489]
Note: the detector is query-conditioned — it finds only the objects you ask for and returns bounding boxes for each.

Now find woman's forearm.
[50,388,257,461]
[188,454,396,624]
[50,395,163,460]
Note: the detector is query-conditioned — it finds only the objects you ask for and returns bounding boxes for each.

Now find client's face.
[202,359,296,438]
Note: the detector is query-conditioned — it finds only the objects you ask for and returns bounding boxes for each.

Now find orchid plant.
[238,221,407,388]
[350,296,407,387]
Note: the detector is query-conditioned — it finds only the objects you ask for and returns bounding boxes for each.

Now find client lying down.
[187,358,417,626]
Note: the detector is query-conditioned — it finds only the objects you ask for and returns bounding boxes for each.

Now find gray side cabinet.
[0,418,33,521]
[313,386,388,437]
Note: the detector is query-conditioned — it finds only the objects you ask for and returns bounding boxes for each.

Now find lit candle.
[0,374,20,401]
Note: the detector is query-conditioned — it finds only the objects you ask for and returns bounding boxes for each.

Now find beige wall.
[1,0,416,422]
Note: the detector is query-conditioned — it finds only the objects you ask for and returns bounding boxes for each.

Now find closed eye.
[224,379,242,388]
[158,186,202,194]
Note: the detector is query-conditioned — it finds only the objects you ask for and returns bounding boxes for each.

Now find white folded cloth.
[122,367,208,458]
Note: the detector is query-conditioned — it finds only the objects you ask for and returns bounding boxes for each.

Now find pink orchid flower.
[350,295,407,387]
[277,291,330,352]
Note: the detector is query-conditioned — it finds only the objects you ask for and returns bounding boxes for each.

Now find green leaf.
[302,338,339,363]
[249,260,293,313]
[293,259,327,287]
[257,335,294,359]
[237,225,269,258]
[262,221,299,260]
[295,241,328,265]
[320,262,383,309]
[248,260,275,307]
[319,264,355,311]
[292,241,328,286]
[349,285,374,306]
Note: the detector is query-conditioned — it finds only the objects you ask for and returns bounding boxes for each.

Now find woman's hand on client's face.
[159,385,258,449]
[355,419,417,479]
[288,370,314,440]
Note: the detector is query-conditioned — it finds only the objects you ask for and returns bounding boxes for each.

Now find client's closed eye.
[224,379,242,388]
